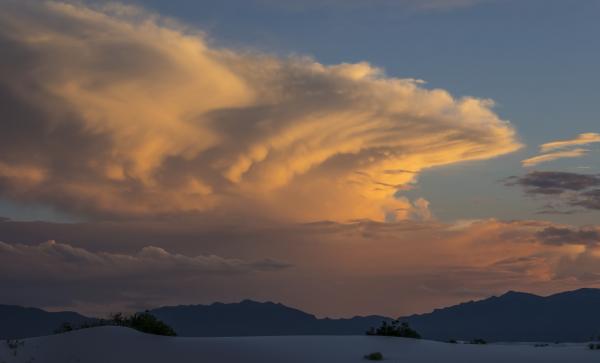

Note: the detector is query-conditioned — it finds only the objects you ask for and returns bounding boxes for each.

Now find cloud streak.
[0,1,520,222]
[522,133,599,167]
[541,133,600,153]
[521,148,588,167]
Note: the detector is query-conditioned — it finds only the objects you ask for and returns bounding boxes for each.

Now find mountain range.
[400,288,600,342]
[148,300,389,337]
[3,288,600,342]
[0,305,90,339]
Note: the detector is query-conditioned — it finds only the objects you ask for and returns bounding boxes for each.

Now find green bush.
[366,320,421,339]
[364,352,384,360]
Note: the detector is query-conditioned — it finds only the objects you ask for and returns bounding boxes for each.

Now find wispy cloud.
[522,133,599,167]
[521,148,589,167]
[541,133,600,153]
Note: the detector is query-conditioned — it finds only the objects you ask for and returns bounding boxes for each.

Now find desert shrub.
[366,320,421,339]
[364,352,384,360]
[470,338,487,345]
[588,343,600,350]
[5,339,24,356]
[54,322,74,334]
[125,312,176,336]
[54,311,176,336]
[447,339,458,344]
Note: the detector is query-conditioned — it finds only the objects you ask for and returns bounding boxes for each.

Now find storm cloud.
[0,1,520,222]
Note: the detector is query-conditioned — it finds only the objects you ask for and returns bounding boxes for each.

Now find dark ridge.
[148,300,390,337]
[0,304,91,339]
[400,288,600,342]
[5,288,600,341]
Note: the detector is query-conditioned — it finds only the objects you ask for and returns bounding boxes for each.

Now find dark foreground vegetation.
[366,320,421,339]
[364,352,384,360]
[55,312,176,336]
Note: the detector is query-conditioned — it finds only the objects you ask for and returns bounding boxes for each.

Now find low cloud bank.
[1,218,599,317]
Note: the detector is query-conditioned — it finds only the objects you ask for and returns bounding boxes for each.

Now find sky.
[0,0,599,318]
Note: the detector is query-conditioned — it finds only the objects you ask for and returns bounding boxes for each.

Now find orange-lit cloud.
[521,133,600,167]
[540,133,600,152]
[521,148,588,167]
[0,1,521,222]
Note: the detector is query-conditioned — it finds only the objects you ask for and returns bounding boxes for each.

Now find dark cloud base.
[506,171,600,213]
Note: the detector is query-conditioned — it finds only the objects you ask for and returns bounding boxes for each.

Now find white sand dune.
[0,327,597,363]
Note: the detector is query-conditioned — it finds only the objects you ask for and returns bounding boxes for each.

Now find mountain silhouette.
[400,288,600,342]
[4,289,600,341]
[0,304,91,339]
[149,299,389,336]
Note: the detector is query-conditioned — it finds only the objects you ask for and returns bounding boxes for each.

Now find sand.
[0,326,597,363]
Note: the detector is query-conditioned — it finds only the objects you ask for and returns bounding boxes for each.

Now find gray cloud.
[0,237,292,314]
[0,240,291,281]
[506,171,600,213]
[506,171,600,193]
[536,227,600,246]
[257,0,492,12]
[572,189,600,211]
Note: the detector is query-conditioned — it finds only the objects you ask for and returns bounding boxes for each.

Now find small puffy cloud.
[521,133,600,167]
[507,171,600,213]
[554,246,600,282]
[0,1,520,222]
[521,148,588,167]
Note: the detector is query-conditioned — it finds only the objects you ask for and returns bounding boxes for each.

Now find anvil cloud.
[0,1,520,222]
